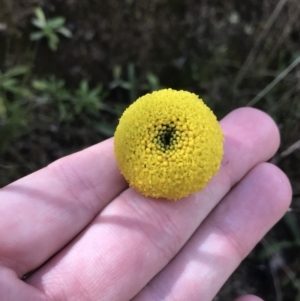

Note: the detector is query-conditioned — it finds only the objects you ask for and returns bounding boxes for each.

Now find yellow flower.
[114,88,223,200]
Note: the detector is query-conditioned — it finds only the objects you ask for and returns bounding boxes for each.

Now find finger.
[132,163,291,301]
[27,108,281,301]
[0,266,45,301]
[234,295,264,301]
[0,138,127,276]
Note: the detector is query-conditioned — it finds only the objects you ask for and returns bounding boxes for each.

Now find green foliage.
[0,66,29,96]
[109,64,137,102]
[32,75,70,103]
[31,76,109,120]
[0,60,162,160]
[0,81,29,153]
[74,80,107,115]
[30,7,72,51]
[142,72,162,92]
[32,76,72,121]
[110,64,162,102]
[0,96,5,119]
[0,66,30,124]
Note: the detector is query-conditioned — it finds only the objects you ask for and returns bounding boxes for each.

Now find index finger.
[0,138,127,277]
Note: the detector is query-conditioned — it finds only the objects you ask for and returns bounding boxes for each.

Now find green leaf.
[56,27,72,38]
[43,26,52,37]
[47,17,65,29]
[1,78,18,91]
[146,72,161,91]
[48,41,57,51]
[0,96,6,118]
[19,87,32,97]
[32,80,48,91]
[94,122,116,137]
[112,65,122,80]
[120,82,132,90]
[34,7,46,24]
[109,79,122,89]
[4,66,29,78]
[30,31,44,41]
[31,18,45,29]
[48,33,59,51]
[80,80,88,93]
[89,86,102,98]
[49,41,57,51]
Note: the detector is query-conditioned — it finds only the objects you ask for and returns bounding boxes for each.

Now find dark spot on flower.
[155,124,177,150]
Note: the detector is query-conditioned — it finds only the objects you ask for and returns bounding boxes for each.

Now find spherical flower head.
[114,88,224,200]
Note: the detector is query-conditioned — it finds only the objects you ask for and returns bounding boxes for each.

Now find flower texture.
[114,88,224,200]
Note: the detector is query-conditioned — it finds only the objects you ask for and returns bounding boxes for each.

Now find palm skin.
[0,108,291,301]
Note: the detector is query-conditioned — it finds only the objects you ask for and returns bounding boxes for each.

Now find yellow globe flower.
[114,88,223,200]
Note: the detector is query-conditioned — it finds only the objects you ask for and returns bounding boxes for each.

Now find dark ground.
[1,0,300,300]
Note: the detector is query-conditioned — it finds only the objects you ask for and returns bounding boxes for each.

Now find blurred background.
[0,0,300,300]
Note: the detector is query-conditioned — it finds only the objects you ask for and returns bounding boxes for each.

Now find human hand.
[0,108,291,301]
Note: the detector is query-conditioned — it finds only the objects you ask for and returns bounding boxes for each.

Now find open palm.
[0,108,291,301]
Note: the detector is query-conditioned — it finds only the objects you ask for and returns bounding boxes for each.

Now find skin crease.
[0,108,292,301]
